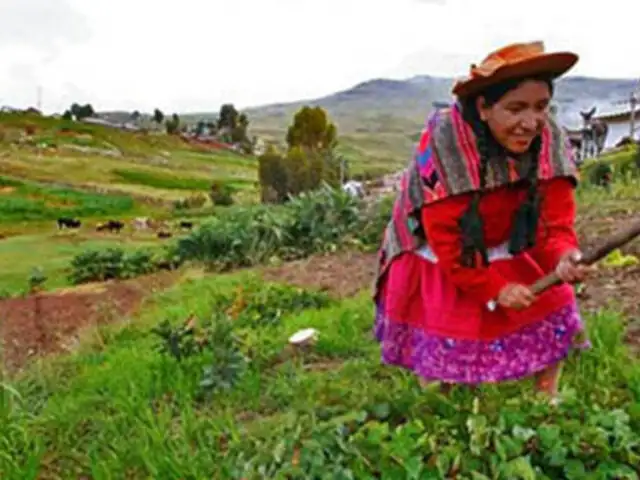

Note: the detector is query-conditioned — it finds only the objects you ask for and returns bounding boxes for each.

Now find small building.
[593,105,640,149]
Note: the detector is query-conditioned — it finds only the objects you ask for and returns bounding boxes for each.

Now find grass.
[112,168,256,193]
[0,176,135,224]
[1,271,639,478]
[112,168,217,191]
[0,232,164,296]
[0,112,259,210]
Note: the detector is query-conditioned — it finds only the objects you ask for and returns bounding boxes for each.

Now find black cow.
[57,217,81,229]
[179,220,194,230]
[96,220,124,233]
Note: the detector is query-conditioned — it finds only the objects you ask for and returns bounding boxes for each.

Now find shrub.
[68,246,183,284]
[257,146,341,204]
[172,194,207,211]
[176,186,364,270]
[209,181,234,206]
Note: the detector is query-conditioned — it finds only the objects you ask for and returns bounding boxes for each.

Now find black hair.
[457,75,555,267]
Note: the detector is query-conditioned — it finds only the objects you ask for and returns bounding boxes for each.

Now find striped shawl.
[373,102,578,297]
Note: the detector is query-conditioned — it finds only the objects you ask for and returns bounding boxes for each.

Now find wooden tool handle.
[529,219,640,295]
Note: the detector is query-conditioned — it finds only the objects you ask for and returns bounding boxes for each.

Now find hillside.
[0,112,258,218]
[241,75,637,174]
[247,75,636,131]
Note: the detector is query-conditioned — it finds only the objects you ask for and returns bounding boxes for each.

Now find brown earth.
[261,250,378,299]
[0,271,177,373]
[261,210,640,346]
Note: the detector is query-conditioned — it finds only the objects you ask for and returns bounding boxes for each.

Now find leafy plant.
[150,318,203,361]
[209,181,234,206]
[199,314,247,394]
[176,185,369,270]
[68,246,184,284]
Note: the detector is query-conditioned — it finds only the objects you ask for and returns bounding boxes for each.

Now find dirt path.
[0,271,177,373]
[261,250,378,299]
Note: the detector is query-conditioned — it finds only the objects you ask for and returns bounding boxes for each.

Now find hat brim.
[452,52,578,98]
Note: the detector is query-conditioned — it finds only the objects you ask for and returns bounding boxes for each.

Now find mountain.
[241,75,636,174]
[96,75,637,175]
[246,75,636,132]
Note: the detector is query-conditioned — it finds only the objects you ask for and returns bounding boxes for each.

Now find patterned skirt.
[374,301,590,384]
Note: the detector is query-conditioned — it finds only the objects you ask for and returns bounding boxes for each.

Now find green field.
[1,114,640,477]
[2,268,639,477]
[0,176,135,224]
[0,232,167,297]
[0,112,259,208]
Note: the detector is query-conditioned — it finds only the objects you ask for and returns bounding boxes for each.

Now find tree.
[130,110,141,123]
[231,112,249,143]
[217,104,239,131]
[286,106,337,152]
[257,108,341,204]
[153,108,164,125]
[165,113,180,135]
[258,145,289,203]
[69,103,95,120]
[195,120,206,137]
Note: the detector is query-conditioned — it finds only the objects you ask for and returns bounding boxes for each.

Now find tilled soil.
[0,271,177,373]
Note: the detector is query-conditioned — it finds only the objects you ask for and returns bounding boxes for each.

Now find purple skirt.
[374,302,590,385]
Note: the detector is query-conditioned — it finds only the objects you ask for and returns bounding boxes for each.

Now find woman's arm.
[421,194,510,304]
[529,177,580,273]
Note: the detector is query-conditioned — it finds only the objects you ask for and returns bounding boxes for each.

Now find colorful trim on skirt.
[374,303,590,385]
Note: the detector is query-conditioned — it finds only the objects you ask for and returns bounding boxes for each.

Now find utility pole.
[629,80,639,140]
[36,85,42,112]
[630,93,637,140]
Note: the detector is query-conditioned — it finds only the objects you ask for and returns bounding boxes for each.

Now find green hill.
[0,112,259,227]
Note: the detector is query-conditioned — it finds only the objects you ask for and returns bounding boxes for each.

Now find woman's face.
[476,79,552,154]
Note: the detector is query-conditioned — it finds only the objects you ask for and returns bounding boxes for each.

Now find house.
[593,105,640,149]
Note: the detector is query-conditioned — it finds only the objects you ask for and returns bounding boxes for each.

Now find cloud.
[0,0,91,54]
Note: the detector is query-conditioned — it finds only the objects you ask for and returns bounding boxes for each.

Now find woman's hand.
[497,283,535,310]
[555,249,592,284]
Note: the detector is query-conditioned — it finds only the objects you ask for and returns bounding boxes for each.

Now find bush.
[172,194,207,211]
[209,181,234,206]
[258,146,341,204]
[68,246,183,284]
[581,146,639,185]
[150,281,331,397]
[176,186,364,270]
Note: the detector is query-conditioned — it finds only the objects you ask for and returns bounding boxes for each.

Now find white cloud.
[0,0,636,114]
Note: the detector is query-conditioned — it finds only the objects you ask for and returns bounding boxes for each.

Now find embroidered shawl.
[373,103,578,298]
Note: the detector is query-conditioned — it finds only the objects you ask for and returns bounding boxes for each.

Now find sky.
[0,0,638,114]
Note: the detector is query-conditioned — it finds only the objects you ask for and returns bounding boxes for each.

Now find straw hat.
[452,41,579,98]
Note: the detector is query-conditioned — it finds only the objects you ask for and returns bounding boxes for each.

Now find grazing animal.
[133,217,151,230]
[96,220,124,233]
[342,180,365,198]
[57,217,81,229]
[178,220,194,230]
[157,230,172,239]
[580,107,609,159]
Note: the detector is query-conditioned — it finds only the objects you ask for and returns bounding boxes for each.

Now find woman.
[373,41,592,400]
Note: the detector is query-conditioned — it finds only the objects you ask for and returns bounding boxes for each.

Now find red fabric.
[380,177,579,341]
[421,177,578,303]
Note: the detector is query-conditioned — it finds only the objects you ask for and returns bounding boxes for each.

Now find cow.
[178,220,194,230]
[96,220,124,233]
[157,230,172,239]
[133,217,151,230]
[57,217,81,229]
